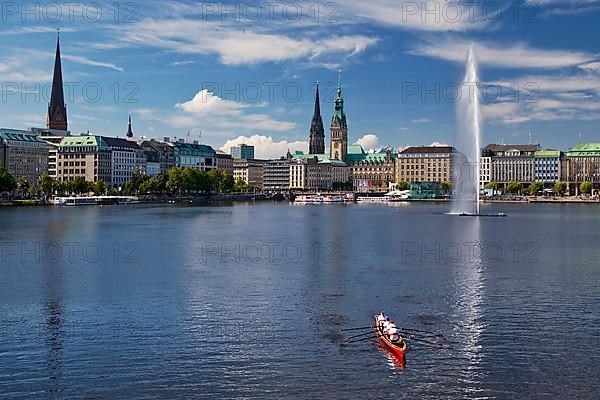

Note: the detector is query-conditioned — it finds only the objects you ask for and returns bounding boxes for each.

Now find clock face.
[334,143,339,148]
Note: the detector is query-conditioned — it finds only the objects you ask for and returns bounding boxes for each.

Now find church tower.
[309,82,325,154]
[330,71,348,161]
[47,31,68,131]
[126,115,134,138]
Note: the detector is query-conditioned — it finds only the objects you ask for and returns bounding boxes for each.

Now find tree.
[529,182,544,196]
[72,177,90,195]
[580,181,593,195]
[0,167,17,193]
[553,181,567,196]
[39,174,55,195]
[439,181,452,195]
[166,167,184,195]
[92,180,108,196]
[17,176,30,191]
[220,171,235,192]
[506,181,522,194]
[234,177,249,193]
[485,181,498,190]
[396,181,410,191]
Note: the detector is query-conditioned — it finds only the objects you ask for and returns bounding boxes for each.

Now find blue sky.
[1,0,600,157]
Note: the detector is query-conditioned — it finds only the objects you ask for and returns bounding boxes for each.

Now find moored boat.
[373,315,408,359]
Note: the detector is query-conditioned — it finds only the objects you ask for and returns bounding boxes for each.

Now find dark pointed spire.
[126,114,134,138]
[313,80,321,117]
[47,30,68,131]
[309,81,325,154]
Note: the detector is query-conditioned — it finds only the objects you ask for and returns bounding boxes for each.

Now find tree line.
[1,166,246,197]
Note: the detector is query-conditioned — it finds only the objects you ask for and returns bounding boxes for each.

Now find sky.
[1,0,599,158]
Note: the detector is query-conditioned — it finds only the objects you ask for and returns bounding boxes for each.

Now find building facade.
[479,149,492,189]
[534,149,563,184]
[395,146,453,184]
[233,159,264,189]
[231,144,254,160]
[140,139,176,175]
[263,158,291,192]
[566,143,600,193]
[173,140,216,171]
[347,145,396,192]
[0,129,49,186]
[483,144,539,187]
[215,151,234,174]
[57,135,111,184]
[102,137,146,188]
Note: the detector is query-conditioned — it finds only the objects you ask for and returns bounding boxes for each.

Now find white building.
[103,137,146,189]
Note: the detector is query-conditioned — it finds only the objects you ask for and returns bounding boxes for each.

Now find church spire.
[47,30,68,131]
[309,81,325,154]
[126,114,134,138]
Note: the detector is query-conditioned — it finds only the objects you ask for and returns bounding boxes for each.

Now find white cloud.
[578,61,600,72]
[354,134,380,151]
[410,39,593,69]
[412,118,431,123]
[170,89,296,133]
[220,135,308,159]
[430,141,449,146]
[176,89,247,115]
[171,60,196,66]
[0,57,50,83]
[116,18,378,66]
[342,0,490,32]
[62,54,124,72]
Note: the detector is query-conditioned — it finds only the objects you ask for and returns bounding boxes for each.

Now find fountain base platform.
[445,212,507,217]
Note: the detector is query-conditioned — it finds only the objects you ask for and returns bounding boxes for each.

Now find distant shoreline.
[2,196,600,208]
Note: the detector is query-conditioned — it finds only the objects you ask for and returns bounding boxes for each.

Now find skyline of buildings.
[2,33,600,196]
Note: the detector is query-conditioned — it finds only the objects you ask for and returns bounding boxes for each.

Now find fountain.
[450,45,506,217]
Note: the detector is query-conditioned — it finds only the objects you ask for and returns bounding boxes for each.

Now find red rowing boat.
[373,315,408,360]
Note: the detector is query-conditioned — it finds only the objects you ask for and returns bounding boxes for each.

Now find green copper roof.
[347,148,395,163]
[292,151,346,165]
[347,144,365,155]
[535,149,561,158]
[59,135,105,147]
[567,143,600,157]
[0,128,48,144]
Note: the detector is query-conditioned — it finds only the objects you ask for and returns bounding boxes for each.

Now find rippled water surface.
[1,203,599,399]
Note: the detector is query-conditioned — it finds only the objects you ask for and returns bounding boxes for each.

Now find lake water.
[1,203,599,399]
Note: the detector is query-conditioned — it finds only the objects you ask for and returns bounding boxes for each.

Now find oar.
[345,330,375,341]
[344,333,381,345]
[340,326,373,332]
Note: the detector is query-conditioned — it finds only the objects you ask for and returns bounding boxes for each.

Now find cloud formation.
[410,39,593,69]
[220,135,308,159]
[354,134,380,151]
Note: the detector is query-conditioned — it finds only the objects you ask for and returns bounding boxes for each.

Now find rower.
[381,318,391,333]
[384,320,396,336]
[388,325,400,342]
[376,311,386,326]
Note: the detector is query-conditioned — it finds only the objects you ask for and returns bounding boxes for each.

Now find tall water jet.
[451,45,481,215]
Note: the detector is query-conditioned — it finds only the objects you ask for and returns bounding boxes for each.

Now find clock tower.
[330,71,348,162]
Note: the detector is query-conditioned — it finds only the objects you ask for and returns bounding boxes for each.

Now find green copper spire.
[333,69,345,124]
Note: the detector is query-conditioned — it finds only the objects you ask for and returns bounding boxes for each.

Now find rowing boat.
[373,315,408,359]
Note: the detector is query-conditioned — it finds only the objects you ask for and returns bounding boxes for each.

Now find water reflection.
[450,217,486,396]
[42,218,67,396]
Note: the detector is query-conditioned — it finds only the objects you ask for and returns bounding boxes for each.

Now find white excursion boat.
[53,196,139,206]
[294,194,349,204]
